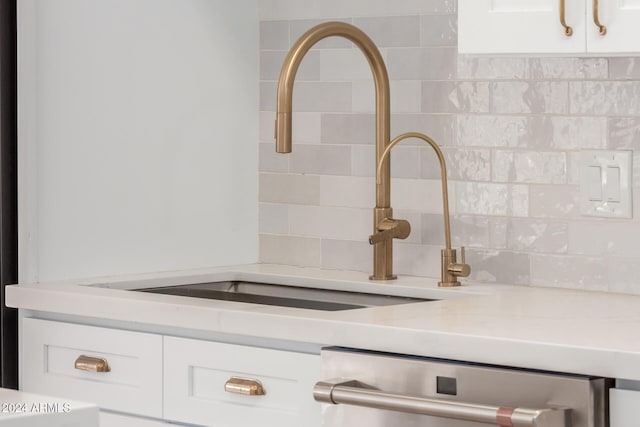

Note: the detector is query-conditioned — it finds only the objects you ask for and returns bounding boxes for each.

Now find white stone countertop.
[6,264,640,382]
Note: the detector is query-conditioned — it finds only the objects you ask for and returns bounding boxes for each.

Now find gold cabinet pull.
[224,377,265,396]
[559,0,573,36]
[593,0,607,35]
[74,355,111,373]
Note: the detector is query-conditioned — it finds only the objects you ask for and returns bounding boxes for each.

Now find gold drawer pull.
[224,376,265,396]
[559,0,573,36]
[593,0,607,35]
[74,355,111,373]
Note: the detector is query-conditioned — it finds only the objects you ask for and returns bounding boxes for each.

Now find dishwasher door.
[314,348,611,427]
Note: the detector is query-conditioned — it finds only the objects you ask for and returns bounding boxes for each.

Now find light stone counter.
[6,264,640,381]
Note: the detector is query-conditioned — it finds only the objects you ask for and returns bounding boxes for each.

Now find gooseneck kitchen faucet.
[275,22,470,285]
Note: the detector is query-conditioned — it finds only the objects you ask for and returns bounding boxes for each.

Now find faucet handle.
[369,219,411,245]
[447,246,471,278]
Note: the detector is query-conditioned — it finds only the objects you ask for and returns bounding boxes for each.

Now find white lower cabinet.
[164,336,321,427]
[21,318,322,427]
[22,318,163,418]
[610,388,640,427]
[100,412,174,427]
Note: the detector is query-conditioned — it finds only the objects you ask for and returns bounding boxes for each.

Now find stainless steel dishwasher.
[314,348,611,427]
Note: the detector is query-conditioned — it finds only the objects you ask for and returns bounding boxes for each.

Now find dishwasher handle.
[313,379,570,427]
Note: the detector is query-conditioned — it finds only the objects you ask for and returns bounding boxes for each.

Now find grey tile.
[259,143,288,172]
[321,114,375,145]
[422,81,490,114]
[387,47,456,80]
[529,58,608,80]
[259,203,289,234]
[607,257,640,295]
[391,114,455,147]
[422,147,491,181]
[420,14,457,47]
[260,50,320,81]
[320,49,374,81]
[289,19,354,49]
[421,214,491,248]
[289,144,351,175]
[457,115,528,147]
[529,185,579,218]
[568,222,640,256]
[505,219,568,254]
[292,82,352,112]
[394,243,442,277]
[608,117,640,149]
[466,249,530,285]
[354,16,420,47]
[490,82,569,114]
[609,58,640,80]
[259,173,320,205]
[492,151,567,184]
[260,21,289,50]
[570,81,640,116]
[457,56,527,80]
[321,239,371,273]
[456,183,528,217]
[259,234,321,267]
[530,254,607,291]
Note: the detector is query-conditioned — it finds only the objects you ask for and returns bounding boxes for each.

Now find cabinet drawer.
[164,336,321,427]
[22,318,162,418]
[610,388,640,427]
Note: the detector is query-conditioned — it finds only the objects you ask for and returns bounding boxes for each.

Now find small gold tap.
[275,22,406,281]
[374,132,471,287]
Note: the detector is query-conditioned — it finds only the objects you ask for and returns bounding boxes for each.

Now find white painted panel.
[620,0,640,9]
[164,336,322,427]
[610,388,640,427]
[18,0,258,282]
[588,0,640,52]
[100,412,173,427]
[22,318,163,418]
[490,0,552,12]
[459,0,585,53]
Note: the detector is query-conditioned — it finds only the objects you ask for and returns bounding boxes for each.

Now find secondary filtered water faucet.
[275,22,407,280]
[375,132,471,287]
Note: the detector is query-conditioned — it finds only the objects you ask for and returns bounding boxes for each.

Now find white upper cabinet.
[459,0,640,54]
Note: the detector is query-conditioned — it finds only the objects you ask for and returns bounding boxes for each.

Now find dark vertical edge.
[0,0,19,390]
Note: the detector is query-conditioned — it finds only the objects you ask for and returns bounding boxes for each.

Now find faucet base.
[369,274,397,281]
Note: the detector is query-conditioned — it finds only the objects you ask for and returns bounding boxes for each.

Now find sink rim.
[132,280,432,312]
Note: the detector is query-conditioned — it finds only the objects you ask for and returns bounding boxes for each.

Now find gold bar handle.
[593,0,607,35]
[74,355,111,373]
[224,377,266,396]
[559,0,573,36]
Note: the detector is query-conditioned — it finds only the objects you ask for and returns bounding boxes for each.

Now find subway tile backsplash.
[258,1,640,293]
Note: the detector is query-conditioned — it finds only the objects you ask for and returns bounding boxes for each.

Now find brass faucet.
[275,22,407,280]
[375,132,471,287]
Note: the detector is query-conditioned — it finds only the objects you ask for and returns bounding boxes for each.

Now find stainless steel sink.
[133,281,429,311]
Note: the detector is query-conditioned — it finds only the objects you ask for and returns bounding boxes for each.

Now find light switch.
[587,166,602,201]
[580,150,633,218]
[607,166,621,202]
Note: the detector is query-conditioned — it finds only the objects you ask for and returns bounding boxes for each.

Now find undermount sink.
[133,281,430,311]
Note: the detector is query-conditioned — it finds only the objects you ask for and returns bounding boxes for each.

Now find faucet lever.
[446,246,471,278]
[369,219,410,245]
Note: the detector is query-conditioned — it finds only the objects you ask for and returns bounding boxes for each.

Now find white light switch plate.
[580,150,633,218]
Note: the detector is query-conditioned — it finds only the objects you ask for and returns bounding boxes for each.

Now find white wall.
[18,0,259,282]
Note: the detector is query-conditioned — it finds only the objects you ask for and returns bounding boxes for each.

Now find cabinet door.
[459,0,586,53]
[164,336,321,427]
[22,318,163,418]
[610,388,640,427]
[587,0,640,53]
[100,412,176,427]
